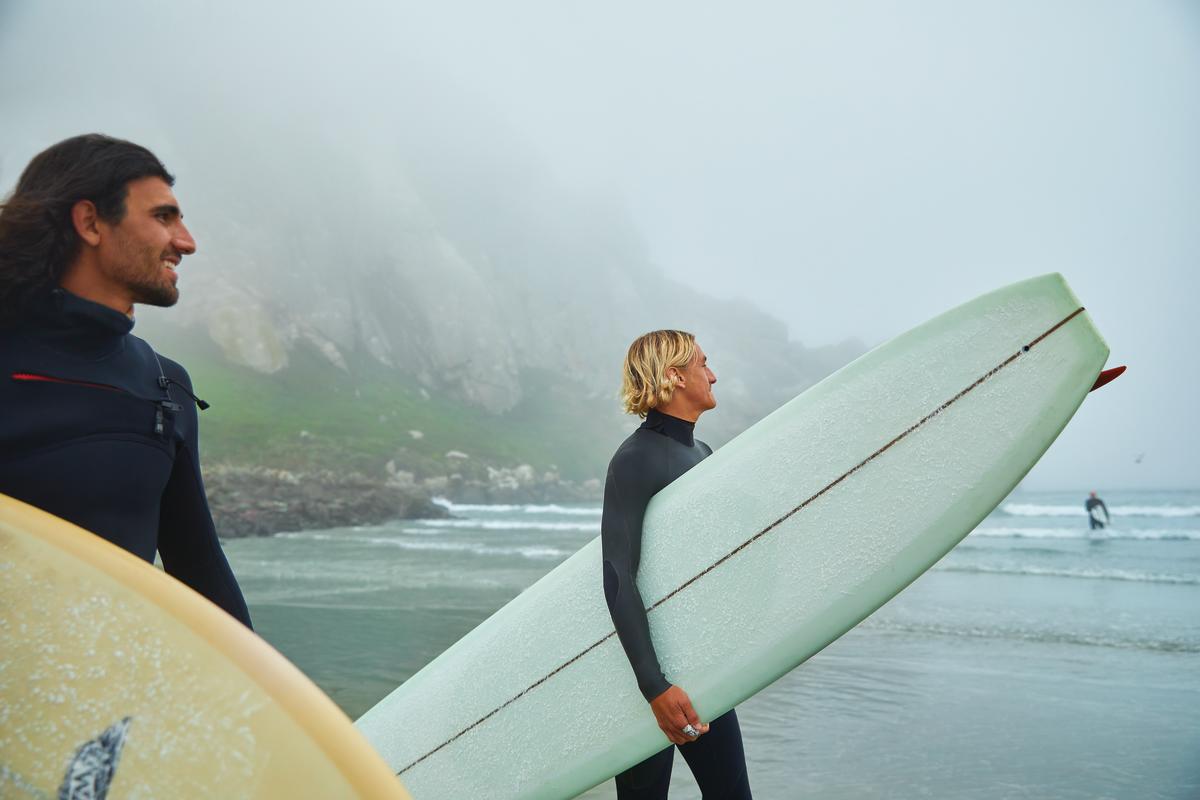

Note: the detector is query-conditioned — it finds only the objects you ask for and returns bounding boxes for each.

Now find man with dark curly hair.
[0,134,251,627]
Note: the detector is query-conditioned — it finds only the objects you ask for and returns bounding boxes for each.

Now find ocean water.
[223,490,1200,799]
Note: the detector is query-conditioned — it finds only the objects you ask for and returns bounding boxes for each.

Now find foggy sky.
[1,1,1196,490]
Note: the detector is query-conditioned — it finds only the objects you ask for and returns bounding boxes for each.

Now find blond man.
[601,330,752,799]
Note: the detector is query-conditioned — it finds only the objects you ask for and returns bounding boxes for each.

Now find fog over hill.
[5,33,862,483]
[130,106,861,469]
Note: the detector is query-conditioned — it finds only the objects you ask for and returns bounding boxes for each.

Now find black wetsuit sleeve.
[157,374,253,629]
[601,444,671,702]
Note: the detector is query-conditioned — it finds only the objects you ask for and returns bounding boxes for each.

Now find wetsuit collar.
[23,289,134,358]
[641,408,696,447]
[51,289,134,333]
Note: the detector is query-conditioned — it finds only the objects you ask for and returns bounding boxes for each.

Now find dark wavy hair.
[0,134,174,324]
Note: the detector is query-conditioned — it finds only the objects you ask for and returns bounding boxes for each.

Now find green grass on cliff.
[156,333,622,481]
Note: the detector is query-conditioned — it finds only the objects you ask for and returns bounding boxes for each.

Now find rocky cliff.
[128,93,863,531]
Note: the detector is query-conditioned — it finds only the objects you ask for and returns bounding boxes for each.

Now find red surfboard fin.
[1090,365,1126,392]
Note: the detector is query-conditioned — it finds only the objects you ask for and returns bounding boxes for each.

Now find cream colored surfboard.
[0,494,411,800]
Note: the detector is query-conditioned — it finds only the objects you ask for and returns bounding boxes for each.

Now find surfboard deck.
[0,494,411,800]
[356,273,1110,800]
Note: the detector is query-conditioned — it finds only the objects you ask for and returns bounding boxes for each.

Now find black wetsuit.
[1086,496,1109,530]
[0,289,251,627]
[602,409,751,799]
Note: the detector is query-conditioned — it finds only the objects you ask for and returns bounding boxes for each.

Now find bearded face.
[105,215,182,307]
[93,176,194,309]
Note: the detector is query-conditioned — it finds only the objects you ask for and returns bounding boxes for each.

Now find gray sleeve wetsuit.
[601,409,713,701]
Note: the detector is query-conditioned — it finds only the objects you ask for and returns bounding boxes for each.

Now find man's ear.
[70,200,102,247]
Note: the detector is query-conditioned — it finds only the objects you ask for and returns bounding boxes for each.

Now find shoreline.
[206,462,603,537]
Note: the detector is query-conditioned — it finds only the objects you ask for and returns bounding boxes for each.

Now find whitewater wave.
[936,562,1199,585]
[865,619,1200,653]
[432,497,601,516]
[1000,503,1200,518]
[245,583,394,603]
[970,526,1200,541]
[276,531,570,560]
[413,518,600,532]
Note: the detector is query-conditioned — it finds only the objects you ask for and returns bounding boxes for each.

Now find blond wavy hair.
[620,329,696,417]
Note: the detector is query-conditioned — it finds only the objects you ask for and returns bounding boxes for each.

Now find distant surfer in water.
[601,330,752,799]
[0,134,252,628]
[1086,491,1110,530]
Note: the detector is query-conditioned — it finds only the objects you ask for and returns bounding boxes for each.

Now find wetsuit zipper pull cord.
[157,376,210,410]
[151,349,211,411]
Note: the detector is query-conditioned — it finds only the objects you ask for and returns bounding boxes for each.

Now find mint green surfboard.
[357,273,1110,799]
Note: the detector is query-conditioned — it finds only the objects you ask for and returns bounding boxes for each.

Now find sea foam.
[413,518,600,532]
[937,562,1200,585]
[1001,503,1200,518]
[432,497,601,516]
[970,526,1200,541]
